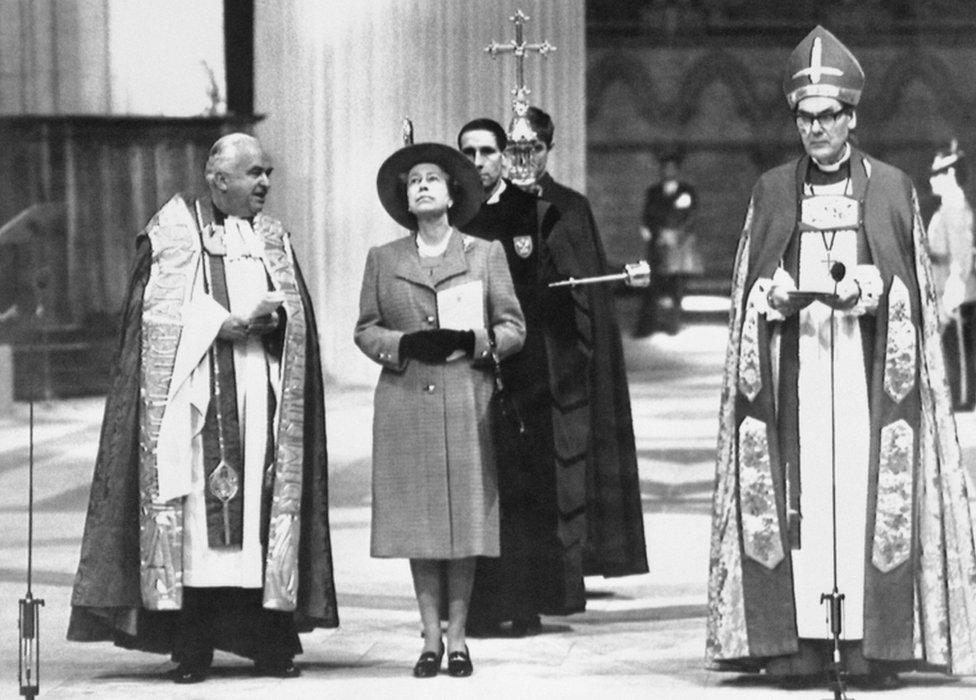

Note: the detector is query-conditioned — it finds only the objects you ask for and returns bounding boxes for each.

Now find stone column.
[0,344,13,414]
[254,0,586,384]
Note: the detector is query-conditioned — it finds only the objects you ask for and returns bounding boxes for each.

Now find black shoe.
[254,659,301,678]
[511,615,542,637]
[465,620,504,638]
[412,641,444,678]
[775,673,826,690]
[447,646,473,677]
[173,665,208,684]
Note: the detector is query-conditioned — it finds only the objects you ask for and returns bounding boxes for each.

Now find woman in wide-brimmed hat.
[355,143,525,678]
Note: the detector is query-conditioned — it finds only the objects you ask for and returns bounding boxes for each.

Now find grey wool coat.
[355,230,526,559]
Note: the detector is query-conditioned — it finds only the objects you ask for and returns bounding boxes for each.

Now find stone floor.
[1,296,975,699]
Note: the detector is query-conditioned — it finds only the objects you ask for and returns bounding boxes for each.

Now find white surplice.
[183,217,280,588]
[789,180,871,640]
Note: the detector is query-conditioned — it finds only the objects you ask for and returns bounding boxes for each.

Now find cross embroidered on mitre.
[793,37,844,84]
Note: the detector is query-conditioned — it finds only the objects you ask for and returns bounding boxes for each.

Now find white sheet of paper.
[436,281,484,330]
[239,291,286,321]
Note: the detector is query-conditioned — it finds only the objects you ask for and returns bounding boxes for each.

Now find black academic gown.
[536,172,648,579]
[461,181,582,625]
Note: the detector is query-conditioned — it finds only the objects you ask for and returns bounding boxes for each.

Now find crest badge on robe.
[513,235,533,258]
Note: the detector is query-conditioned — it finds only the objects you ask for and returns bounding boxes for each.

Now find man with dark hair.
[456,117,570,635]
[708,26,976,688]
[456,115,648,637]
[926,140,976,410]
[68,133,338,684]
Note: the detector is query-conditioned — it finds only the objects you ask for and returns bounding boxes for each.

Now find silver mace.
[548,260,651,288]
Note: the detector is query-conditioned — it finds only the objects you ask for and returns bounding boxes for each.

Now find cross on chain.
[821,248,839,277]
[485,10,555,100]
[819,234,848,286]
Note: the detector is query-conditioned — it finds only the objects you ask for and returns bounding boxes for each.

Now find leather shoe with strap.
[447,645,473,677]
[413,640,444,678]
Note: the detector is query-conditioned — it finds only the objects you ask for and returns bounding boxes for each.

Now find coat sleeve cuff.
[471,328,491,362]
[373,331,406,371]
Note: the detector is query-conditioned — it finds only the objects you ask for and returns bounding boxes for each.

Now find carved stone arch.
[674,50,765,125]
[587,50,663,124]
[865,50,968,125]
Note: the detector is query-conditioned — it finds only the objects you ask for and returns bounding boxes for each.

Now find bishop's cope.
[66,133,338,685]
[707,25,976,686]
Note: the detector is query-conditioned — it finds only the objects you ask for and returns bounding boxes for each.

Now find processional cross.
[484,10,555,185]
[485,10,555,103]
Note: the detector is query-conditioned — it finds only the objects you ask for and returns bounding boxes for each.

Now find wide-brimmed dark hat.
[376,143,483,230]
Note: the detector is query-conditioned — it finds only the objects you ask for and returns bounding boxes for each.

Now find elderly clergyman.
[68,133,338,684]
[707,26,976,689]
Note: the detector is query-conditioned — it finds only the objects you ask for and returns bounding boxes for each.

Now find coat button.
[425,384,436,393]
[425,315,436,324]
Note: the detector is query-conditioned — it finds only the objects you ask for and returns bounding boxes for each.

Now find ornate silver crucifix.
[485,9,556,186]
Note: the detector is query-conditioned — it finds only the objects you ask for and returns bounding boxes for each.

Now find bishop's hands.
[819,279,861,311]
[767,279,861,316]
[766,284,813,317]
[217,312,280,341]
[399,329,476,363]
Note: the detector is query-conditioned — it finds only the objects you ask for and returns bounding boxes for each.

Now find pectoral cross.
[485,10,555,102]
[821,249,838,277]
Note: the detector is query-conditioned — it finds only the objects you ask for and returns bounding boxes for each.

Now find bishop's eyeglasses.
[795,107,850,131]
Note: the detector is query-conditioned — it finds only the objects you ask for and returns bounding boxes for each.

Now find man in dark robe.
[458,116,648,636]
[68,133,338,684]
[523,106,647,581]
[456,117,571,635]
[707,26,976,689]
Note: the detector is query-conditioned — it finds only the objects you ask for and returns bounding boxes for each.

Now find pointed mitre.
[783,25,864,109]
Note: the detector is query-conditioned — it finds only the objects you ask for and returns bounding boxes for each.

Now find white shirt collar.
[485,178,507,205]
[812,143,852,173]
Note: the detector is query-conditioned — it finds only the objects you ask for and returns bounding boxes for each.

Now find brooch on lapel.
[513,235,533,259]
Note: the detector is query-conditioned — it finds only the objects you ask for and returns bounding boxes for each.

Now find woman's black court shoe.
[447,646,473,677]
[412,641,444,678]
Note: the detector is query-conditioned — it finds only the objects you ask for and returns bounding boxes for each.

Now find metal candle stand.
[19,401,44,699]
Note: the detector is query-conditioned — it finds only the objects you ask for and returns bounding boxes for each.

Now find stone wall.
[587,41,976,287]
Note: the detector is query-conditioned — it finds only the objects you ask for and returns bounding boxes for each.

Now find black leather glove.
[399,329,475,363]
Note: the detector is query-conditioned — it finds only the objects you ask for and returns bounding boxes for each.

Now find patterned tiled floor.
[1,297,974,698]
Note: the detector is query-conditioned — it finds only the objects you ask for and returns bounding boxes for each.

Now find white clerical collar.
[416,230,452,257]
[485,178,507,205]
[812,143,852,173]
